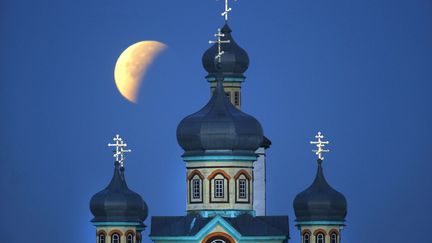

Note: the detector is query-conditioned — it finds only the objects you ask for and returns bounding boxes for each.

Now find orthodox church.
[89,2,347,243]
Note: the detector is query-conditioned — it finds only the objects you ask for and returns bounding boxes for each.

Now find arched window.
[331,233,337,243]
[303,233,310,243]
[316,233,325,243]
[112,233,120,243]
[188,170,204,203]
[208,170,230,203]
[127,233,134,243]
[98,233,105,243]
[234,170,251,203]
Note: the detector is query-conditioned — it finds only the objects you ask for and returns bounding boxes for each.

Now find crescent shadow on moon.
[114,41,167,103]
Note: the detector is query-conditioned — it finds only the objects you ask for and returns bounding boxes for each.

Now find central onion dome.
[293,160,347,222]
[90,162,148,225]
[202,24,249,80]
[176,77,263,157]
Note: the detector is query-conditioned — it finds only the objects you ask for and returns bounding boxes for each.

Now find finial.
[209,28,231,63]
[108,134,131,168]
[219,0,238,22]
[310,132,330,161]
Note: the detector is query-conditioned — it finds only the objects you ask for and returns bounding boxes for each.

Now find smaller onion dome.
[176,77,263,158]
[90,162,148,225]
[202,24,249,80]
[293,160,347,222]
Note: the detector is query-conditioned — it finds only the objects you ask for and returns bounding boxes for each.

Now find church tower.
[150,1,289,242]
[293,133,347,243]
[90,135,148,243]
[201,7,271,217]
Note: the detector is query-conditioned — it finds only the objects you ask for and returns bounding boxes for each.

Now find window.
[316,233,325,243]
[239,179,246,198]
[127,233,134,243]
[98,234,105,243]
[303,233,310,243]
[226,92,231,101]
[192,179,201,199]
[215,179,224,198]
[331,233,337,243]
[234,91,240,106]
[112,233,120,243]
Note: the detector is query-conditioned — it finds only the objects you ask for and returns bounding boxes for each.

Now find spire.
[220,0,238,22]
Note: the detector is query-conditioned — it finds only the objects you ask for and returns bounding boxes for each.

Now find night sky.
[1,1,432,242]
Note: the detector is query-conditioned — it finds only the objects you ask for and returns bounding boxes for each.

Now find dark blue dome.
[293,160,347,222]
[202,24,249,79]
[177,78,263,157]
[90,162,148,224]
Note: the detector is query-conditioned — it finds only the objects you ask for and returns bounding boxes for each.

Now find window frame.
[111,233,120,243]
[330,233,337,243]
[98,233,105,243]
[127,233,134,243]
[303,232,310,243]
[316,233,325,243]
[208,170,230,203]
[214,179,224,198]
[188,170,204,204]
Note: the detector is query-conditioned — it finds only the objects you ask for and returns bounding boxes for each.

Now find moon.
[114,41,166,103]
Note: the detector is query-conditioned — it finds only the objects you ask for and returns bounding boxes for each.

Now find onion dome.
[202,24,249,80]
[293,160,347,222]
[176,77,263,158]
[90,161,148,225]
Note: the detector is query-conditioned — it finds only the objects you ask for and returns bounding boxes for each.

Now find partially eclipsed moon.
[114,41,167,103]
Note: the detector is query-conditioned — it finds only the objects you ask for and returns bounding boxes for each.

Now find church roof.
[176,78,264,158]
[150,214,289,237]
[293,160,347,222]
[202,23,249,80]
[89,161,148,225]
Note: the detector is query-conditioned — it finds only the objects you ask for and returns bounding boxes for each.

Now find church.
[89,2,347,243]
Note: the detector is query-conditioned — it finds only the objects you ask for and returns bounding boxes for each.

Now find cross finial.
[108,134,131,168]
[310,131,330,161]
[219,0,238,22]
[209,28,231,63]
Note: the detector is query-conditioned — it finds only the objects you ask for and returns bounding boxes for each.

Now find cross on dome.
[310,131,330,161]
[108,134,131,168]
[209,28,231,63]
[219,0,238,22]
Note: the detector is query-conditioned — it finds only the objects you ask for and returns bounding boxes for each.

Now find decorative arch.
[233,169,251,180]
[188,170,205,180]
[207,169,231,180]
[108,229,124,236]
[301,229,312,235]
[328,229,339,236]
[202,232,235,243]
[96,230,107,236]
[313,229,327,236]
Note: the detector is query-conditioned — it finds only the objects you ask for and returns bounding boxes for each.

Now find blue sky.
[1,0,432,242]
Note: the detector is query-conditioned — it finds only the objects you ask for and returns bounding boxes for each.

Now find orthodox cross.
[209,28,230,63]
[310,131,330,161]
[108,134,131,168]
[220,0,238,22]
